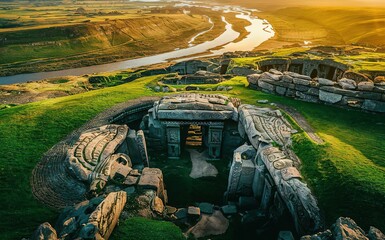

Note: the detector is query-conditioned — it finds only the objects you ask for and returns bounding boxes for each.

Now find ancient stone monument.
[30,94,383,240]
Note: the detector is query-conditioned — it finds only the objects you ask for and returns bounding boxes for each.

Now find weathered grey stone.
[276,86,287,95]
[198,202,214,214]
[319,90,342,103]
[362,99,385,113]
[295,84,311,92]
[320,86,382,100]
[282,74,294,83]
[260,72,282,81]
[261,78,295,89]
[258,79,275,92]
[373,86,385,94]
[338,78,357,90]
[286,88,295,97]
[221,205,237,215]
[368,226,385,240]
[247,74,261,85]
[317,78,335,86]
[258,100,269,104]
[278,231,295,240]
[154,86,161,92]
[269,69,283,75]
[357,81,374,91]
[293,78,311,86]
[284,71,311,80]
[296,91,319,103]
[307,88,320,96]
[31,222,58,240]
[332,217,368,240]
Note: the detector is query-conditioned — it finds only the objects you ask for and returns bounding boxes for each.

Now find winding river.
[0,5,274,85]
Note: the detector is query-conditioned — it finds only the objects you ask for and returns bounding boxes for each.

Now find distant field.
[0,1,223,76]
[256,7,385,50]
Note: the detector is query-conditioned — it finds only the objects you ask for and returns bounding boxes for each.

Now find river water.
[0,4,274,85]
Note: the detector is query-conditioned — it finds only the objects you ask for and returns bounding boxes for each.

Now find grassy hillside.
[0,14,212,76]
[256,7,385,50]
[0,74,384,239]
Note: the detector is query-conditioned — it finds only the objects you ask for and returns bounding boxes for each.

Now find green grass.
[111,217,185,240]
[0,75,384,239]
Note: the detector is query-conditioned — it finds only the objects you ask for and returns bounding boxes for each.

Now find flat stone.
[269,69,283,75]
[338,78,357,90]
[188,206,201,216]
[198,202,214,214]
[247,74,261,85]
[175,208,188,219]
[357,81,374,91]
[221,205,237,215]
[319,90,342,103]
[260,71,282,81]
[284,71,311,80]
[317,78,335,86]
[320,86,382,100]
[257,100,269,104]
[295,84,310,92]
[307,88,319,96]
[282,75,294,83]
[258,79,275,92]
[293,78,310,86]
[362,99,385,113]
[276,86,287,95]
[296,91,319,103]
[137,168,162,192]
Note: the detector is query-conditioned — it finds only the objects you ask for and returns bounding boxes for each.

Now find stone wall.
[248,69,385,113]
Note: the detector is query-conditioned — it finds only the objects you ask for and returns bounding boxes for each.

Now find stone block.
[137,168,163,192]
[284,71,311,80]
[276,86,287,95]
[307,88,320,96]
[282,75,294,83]
[317,78,335,86]
[362,100,385,113]
[295,84,310,92]
[247,74,261,85]
[188,206,201,217]
[332,217,367,240]
[338,78,357,90]
[293,78,310,86]
[319,90,342,103]
[198,202,214,214]
[296,91,319,103]
[260,71,282,81]
[221,205,238,215]
[258,79,275,92]
[320,86,382,100]
[175,208,188,219]
[357,81,374,91]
